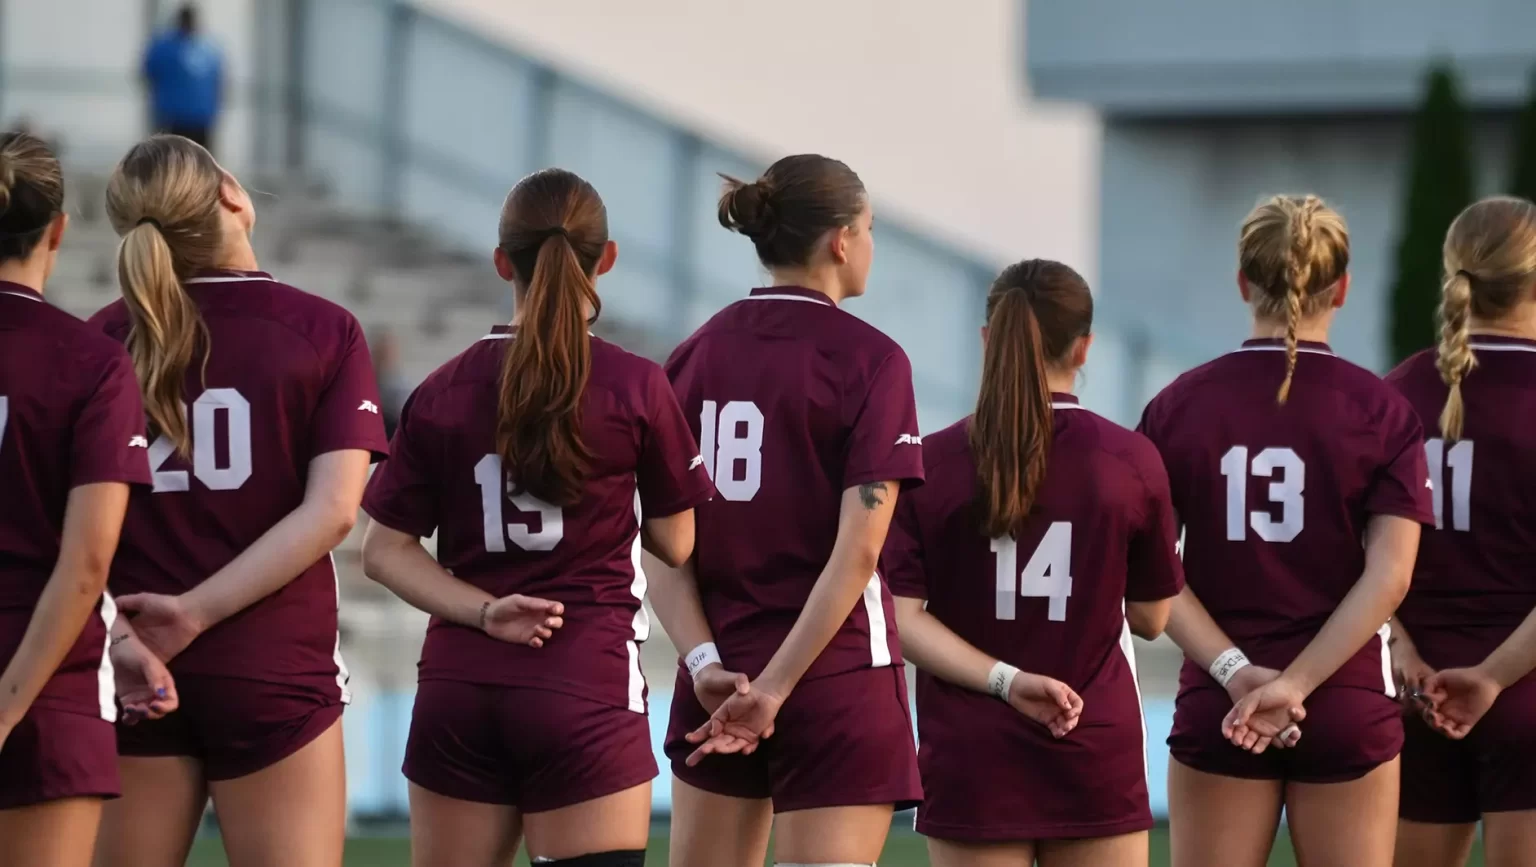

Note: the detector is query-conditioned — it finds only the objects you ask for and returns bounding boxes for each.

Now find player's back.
[91,270,387,681]
[1389,337,1536,634]
[1138,338,1432,687]
[665,286,924,680]
[0,283,150,714]
[887,400,1182,694]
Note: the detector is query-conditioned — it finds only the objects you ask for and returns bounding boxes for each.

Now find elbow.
[1380,566,1413,610]
[1126,600,1172,641]
[1129,616,1166,642]
[320,505,358,551]
[642,515,695,569]
[648,534,693,569]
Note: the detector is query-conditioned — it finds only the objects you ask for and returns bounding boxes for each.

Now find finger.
[734,674,750,695]
[761,722,776,740]
[114,594,149,614]
[528,637,543,649]
[1289,705,1306,722]
[535,627,552,640]
[544,617,563,630]
[1250,735,1273,755]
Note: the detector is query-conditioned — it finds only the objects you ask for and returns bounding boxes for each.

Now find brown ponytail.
[1438,197,1536,440]
[971,260,1093,538]
[1238,194,1350,404]
[495,169,608,506]
[106,135,227,455]
[0,132,64,264]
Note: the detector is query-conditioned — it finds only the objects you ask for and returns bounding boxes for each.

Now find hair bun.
[717,175,777,242]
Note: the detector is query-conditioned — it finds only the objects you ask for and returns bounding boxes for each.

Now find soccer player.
[0,133,158,867]
[657,154,925,867]
[360,168,714,867]
[1138,194,1432,867]
[882,259,1183,867]
[1385,196,1536,867]
[90,135,388,867]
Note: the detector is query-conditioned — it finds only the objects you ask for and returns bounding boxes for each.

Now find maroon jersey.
[0,281,151,719]
[664,286,925,682]
[362,328,714,713]
[882,400,1183,766]
[1388,336,1536,638]
[90,271,388,693]
[1138,338,1434,694]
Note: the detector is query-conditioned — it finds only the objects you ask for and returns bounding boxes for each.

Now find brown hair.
[0,132,64,263]
[972,260,1094,538]
[1437,196,1536,440]
[1238,194,1350,404]
[718,154,866,269]
[106,135,227,456]
[496,168,607,506]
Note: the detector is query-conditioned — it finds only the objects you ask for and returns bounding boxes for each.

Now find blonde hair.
[1238,195,1350,404]
[105,135,228,456]
[0,132,64,263]
[1437,196,1536,440]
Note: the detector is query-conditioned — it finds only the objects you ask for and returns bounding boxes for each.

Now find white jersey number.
[473,454,564,552]
[1221,446,1305,543]
[699,400,763,502]
[992,522,1073,621]
[149,388,253,493]
[1424,438,1473,532]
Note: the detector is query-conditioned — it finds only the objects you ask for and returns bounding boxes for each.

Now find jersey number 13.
[1221,446,1304,543]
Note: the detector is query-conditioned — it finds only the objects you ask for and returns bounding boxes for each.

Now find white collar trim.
[183,274,277,285]
[745,293,835,306]
[1470,342,1536,353]
[1052,401,1083,410]
[0,290,42,303]
[1233,345,1335,357]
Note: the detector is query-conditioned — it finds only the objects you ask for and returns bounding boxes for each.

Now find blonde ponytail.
[1435,270,1476,440]
[118,221,209,454]
[106,135,229,455]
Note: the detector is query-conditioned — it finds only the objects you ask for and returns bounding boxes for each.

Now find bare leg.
[667,779,771,867]
[1482,810,1536,867]
[1393,819,1476,867]
[208,719,346,867]
[407,783,521,867]
[1038,831,1149,867]
[522,782,650,861]
[1167,758,1283,867]
[1286,758,1400,867]
[772,803,895,865]
[0,798,104,867]
[93,756,206,867]
[927,837,1035,867]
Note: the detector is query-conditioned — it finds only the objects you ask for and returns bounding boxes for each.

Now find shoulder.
[240,278,369,362]
[1384,348,1437,388]
[88,299,131,342]
[919,419,972,471]
[1066,406,1166,483]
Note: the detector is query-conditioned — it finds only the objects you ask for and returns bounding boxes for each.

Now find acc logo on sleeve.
[357,400,380,414]
[688,454,705,471]
[128,435,149,449]
[894,433,922,446]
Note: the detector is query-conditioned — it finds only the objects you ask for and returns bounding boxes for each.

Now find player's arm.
[1417,606,1536,739]
[1165,585,1249,680]
[757,481,900,701]
[641,510,694,569]
[1277,515,1418,697]
[1126,599,1172,640]
[0,482,129,738]
[361,520,563,647]
[174,450,373,630]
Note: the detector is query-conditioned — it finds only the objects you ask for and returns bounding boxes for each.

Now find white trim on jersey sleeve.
[862,572,893,668]
[626,489,649,714]
[97,593,118,722]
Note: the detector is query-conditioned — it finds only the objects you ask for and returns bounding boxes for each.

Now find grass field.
[183,825,1487,866]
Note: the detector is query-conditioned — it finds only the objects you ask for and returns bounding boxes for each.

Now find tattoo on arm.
[858,482,888,511]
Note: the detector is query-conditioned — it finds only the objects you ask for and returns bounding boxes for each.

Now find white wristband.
[1209,647,1251,688]
[684,642,721,680]
[987,661,1020,701]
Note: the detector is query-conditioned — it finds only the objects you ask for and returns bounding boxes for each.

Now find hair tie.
[1457,269,1476,282]
[543,226,570,241]
[137,217,163,231]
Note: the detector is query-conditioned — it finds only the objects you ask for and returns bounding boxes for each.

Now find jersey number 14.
[992,523,1073,621]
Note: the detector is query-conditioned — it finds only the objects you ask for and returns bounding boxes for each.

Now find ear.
[218,173,246,214]
[828,226,851,266]
[1331,272,1350,309]
[46,212,68,251]
[1237,270,1252,304]
[596,239,618,276]
[1073,332,1094,369]
[493,246,516,282]
[980,325,989,350]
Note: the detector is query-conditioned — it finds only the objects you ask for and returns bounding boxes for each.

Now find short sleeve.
[361,389,439,538]
[1125,441,1184,602]
[636,365,715,518]
[881,493,928,599]
[71,349,152,489]
[844,349,925,491]
[310,315,390,462]
[1364,400,1435,525]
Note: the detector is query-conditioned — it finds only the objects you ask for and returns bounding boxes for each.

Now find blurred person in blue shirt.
[142,4,223,151]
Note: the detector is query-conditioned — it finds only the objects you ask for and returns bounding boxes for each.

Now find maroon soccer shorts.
[403,679,657,813]
[1168,684,1402,783]
[915,687,1152,842]
[1400,674,1536,823]
[116,674,343,781]
[665,665,922,813]
[0,707,118,809]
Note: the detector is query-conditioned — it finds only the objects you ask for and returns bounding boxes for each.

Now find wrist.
[1208,647,1250,688]
[476,599,491,633]
[177,592,214,634]
[684,642,722,681]
[987,661,1021,702]
[752,673,791,702]
[1275,670,1317,699]
[1478,657,1522,690]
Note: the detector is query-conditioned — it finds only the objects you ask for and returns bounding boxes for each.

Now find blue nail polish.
[156,687,167,697]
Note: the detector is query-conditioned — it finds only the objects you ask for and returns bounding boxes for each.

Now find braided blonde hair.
[1438,197,1536,440]
[1238,195,1350,404]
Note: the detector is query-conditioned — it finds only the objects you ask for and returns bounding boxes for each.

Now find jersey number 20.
[1221,446,1304,542]
[149,389,253,493]
[992,522,1072,621]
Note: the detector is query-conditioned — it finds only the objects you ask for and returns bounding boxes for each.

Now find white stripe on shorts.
[97,593,118,722]
[1118,609,1148,780]
[626,489,649,713]
[862,572,892,668]
[1378,621,1395,698]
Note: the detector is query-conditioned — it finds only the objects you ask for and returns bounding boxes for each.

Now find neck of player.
[0,246,51,295]
[1469,301,1536,340]
[1249,315,1329,345]
[216,232,261,273]
[767,268,849,305]
[1046,367,1077,395]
